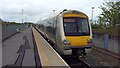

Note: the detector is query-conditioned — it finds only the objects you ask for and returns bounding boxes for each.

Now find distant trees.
[1,21,23,25]
[97,1,120,28]
[0,18,3,22]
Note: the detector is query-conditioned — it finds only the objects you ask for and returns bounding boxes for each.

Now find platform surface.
[2,26,35,67]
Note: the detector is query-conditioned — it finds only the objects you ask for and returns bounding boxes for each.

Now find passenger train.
[36,10,92,56]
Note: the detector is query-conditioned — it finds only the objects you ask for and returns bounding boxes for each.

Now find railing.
[93,33,119,54]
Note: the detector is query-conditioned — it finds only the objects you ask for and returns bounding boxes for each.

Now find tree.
[98,1,120,28]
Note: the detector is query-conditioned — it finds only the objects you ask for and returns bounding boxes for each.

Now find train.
[35,9,92,56]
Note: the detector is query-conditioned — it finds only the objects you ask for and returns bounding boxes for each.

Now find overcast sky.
[1,0,106,23]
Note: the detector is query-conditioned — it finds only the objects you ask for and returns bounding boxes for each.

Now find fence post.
[103,33,109,49]
[118,25,120,54]
[118,25,120,65]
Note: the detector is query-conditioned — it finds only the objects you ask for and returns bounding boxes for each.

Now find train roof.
[39,10,88,22]
[59,10,88,17]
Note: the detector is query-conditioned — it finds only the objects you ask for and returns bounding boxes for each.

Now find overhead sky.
[0,0,107,23]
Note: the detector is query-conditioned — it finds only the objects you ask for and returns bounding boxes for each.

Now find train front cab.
[62,12,92,56]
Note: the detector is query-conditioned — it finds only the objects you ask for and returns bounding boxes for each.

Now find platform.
[2,26,69,67]
[32,27,69,67]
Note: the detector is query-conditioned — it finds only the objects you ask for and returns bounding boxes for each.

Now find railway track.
[61,55,91,68]
[34,26,92,68]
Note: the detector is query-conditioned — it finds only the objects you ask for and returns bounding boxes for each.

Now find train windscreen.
[63,17,90,36]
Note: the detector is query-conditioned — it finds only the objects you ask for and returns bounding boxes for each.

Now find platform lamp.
[22,9,24,23]
[91,7,94,23]
[53,10,55,16]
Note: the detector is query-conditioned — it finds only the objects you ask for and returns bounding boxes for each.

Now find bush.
[93,28,119,36]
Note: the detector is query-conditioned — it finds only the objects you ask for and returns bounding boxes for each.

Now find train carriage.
[37,10,92,56]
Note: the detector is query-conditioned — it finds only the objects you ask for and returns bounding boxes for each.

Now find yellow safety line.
[32,27,51,66]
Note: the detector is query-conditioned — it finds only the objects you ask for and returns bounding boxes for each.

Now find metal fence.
[2,23,27,40]
[93,33,119,54]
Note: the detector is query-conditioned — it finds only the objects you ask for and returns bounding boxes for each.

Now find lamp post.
[53,10,55,16]
[22,9,24,23]
[91,7,94,23]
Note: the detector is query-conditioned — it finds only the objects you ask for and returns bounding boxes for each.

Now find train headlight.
[87,39,92,44]
[63,40,70,45]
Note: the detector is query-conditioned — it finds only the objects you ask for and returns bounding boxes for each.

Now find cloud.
[1,0,104,22]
